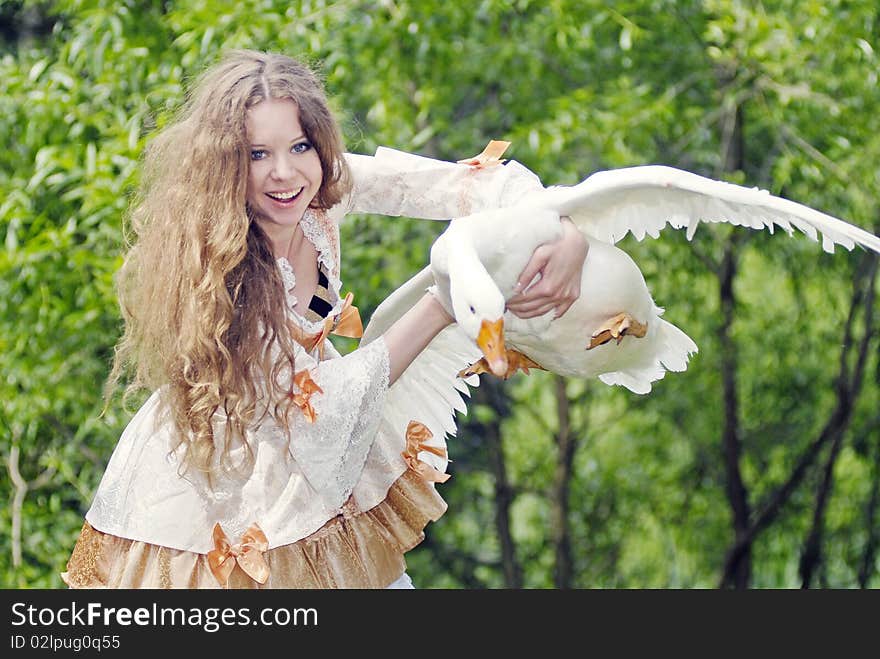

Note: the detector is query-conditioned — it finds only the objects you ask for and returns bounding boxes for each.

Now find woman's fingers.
[507,218,587,320]
[513,247,551,294]
[506,300,559,318]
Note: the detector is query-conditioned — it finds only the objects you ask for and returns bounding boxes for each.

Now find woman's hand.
[505,217,588,319]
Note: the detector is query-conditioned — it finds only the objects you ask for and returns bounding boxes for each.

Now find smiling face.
[245,98,323,251]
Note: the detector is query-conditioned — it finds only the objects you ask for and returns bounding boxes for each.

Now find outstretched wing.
[537,165,880,254]
[362,266,481,474]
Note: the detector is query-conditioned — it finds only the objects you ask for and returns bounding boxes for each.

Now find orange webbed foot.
[458,349,546,380]
[586,313,648,350]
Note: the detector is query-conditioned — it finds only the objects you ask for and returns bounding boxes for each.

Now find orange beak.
[477,318,507,377]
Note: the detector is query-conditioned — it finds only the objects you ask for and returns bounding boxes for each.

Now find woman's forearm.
[383,293,454,385]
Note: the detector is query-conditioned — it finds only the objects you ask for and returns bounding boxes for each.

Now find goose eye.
[469,305,475,314]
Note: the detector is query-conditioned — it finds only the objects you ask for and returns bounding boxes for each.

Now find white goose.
[428,205,692,393]
[361,163,880,474]
[427,165,880,393]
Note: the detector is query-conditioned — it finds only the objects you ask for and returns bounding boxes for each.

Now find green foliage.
[2,0,878,588]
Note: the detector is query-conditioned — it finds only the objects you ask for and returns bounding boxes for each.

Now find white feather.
[543,165,880,254]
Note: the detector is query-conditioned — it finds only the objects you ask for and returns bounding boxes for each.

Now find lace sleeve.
[343,147,545,220]
[283,336,391,511]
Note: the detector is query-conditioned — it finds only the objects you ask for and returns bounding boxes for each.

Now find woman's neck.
[262,222,305,262]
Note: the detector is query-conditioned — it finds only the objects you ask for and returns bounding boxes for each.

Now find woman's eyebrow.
[250,134,307,147]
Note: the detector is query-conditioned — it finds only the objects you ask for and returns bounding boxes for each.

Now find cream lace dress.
[63,147,543,589]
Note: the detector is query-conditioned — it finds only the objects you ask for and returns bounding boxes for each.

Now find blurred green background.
[2,0,878,588]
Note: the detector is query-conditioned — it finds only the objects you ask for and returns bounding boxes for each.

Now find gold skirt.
[62,470,446,589]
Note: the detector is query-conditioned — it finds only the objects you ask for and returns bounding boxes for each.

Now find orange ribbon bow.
[457,140,511,169]
[304,292,364,360]
[291,369,323,423]
[402,421,451,483]
[207,522,270,587]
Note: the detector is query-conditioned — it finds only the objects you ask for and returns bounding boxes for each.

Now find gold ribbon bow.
[207,522,270,587]
[294,292,364,360]
[291,369,323,423]
[457,140,511,169]
[402,420,451,483]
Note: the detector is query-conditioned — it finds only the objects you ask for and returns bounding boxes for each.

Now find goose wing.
[538,165,880,254]
[361,266,435,343]
[361,266,481,474]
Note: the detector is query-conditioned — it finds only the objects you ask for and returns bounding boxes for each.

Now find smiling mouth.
[265,188,303,203]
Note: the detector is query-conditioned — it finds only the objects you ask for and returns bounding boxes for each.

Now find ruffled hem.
[62,470,446,589]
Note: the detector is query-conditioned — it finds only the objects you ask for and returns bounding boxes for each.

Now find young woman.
[63,50,587,588]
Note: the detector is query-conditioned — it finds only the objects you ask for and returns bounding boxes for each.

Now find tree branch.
[474,379,522,587]
[799,255,877,587]
[7,444,56,570]
[551,375,578,588]
[858,433,880,588]
[717,236,752,589]
[720,254,879,585]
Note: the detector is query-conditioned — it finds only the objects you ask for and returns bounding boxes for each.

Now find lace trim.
[300,207,340,280]
[276,255,300,309]
[276,257,337,336]
[275,207,345,336]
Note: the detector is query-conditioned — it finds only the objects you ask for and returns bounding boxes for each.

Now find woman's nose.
[271,154,298,181]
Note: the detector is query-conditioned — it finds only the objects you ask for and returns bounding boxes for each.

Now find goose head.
[447,245,509,377]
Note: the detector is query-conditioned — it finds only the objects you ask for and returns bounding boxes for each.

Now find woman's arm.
[382,293,454,385]
[343,148,544,220]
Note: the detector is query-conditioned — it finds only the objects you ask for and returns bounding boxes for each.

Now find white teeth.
[267,189,301,201]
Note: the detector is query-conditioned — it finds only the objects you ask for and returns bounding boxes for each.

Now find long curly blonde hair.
[108,50,351,473]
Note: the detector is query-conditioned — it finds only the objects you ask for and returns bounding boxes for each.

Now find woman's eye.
[292,141,312,154]
[250,149,267,161]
